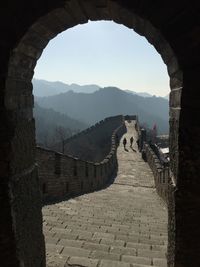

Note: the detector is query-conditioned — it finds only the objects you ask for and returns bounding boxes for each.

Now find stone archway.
[2,1,200,267]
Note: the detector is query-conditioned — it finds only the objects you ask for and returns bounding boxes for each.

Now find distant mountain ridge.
[33,78,166,98]
[125,89,153,98]
[34,103,88,147]
[164,93,169,100]
[36,86,169,134]
[33,79,100,97]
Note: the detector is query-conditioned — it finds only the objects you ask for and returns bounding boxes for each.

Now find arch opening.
[5,2,183,267]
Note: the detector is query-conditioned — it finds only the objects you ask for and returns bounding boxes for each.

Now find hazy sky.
[34,21,169,97]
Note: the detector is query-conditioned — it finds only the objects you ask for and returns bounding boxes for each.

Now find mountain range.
[33,78,167,98]
[124,89,153,98]
[35,81,169,134]
[33,79,100,97]
[34,103,88,147]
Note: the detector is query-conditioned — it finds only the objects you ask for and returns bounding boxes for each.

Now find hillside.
[34,103,88,147]
[36,87,169,134]
[125,89,153,98]
[33,79,166,98]
[33,79,100,97]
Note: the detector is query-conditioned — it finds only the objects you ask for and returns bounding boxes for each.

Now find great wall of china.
[41,117,169,267]
[2,2,199,266]
[37,115,127,202]
[37,115,169,205]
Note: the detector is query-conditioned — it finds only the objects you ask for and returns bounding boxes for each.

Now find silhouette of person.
[130,136,134,147]
[123,137,127,149]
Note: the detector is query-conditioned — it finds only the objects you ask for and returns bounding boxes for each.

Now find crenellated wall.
[53,115,125,162]
[143,143,169,204]
[36,118,127,202]
[2,2,200,266]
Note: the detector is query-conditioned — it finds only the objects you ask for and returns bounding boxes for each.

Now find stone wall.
[53,115,125,162]
[1,1,200,266]
[143,143,169,204]
[36,120,126,202]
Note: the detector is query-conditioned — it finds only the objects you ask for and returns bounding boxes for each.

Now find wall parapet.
[143,143,169,204]
[36,117,127,202]
[53,115,125,162]
[64,115,124,145]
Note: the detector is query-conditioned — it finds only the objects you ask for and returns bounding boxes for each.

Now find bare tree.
[55,126,72,153]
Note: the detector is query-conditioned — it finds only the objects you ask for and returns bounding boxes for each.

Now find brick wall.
[143,143,169,204]
[36,118,126,202]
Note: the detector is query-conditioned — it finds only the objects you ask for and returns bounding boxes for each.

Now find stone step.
[45,240,167,262]
[44,121,167,267]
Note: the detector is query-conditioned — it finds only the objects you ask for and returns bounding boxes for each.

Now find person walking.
[130,136,134,147]
[123,137,127,149]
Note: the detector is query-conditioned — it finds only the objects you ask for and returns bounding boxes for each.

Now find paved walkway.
[43,121,168,267]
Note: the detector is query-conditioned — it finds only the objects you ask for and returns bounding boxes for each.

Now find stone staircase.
[43,121,168,267]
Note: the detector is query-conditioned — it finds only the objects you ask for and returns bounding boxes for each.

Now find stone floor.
[43,121,168,267]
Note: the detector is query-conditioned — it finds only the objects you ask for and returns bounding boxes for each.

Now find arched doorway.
[2,1,200,267]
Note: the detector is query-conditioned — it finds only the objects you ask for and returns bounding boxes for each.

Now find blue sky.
[34,21,169,97]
